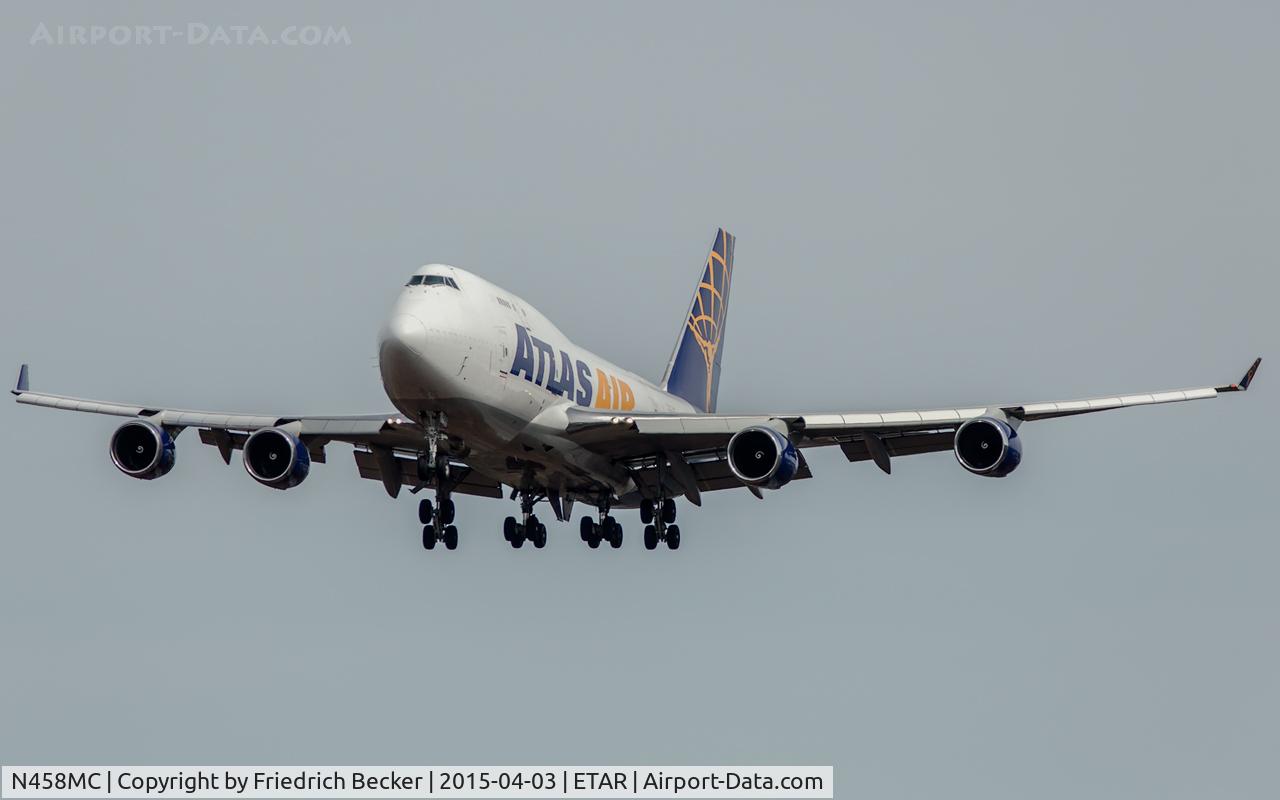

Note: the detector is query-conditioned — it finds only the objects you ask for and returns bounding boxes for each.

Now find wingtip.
[1240,357,1261,390]
[12,363,28,395]
[1218,357,1261,393]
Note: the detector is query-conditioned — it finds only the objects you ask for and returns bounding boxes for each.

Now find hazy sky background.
[1,2,1277,798]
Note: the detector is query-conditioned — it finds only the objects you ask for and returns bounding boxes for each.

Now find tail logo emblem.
[685,231,734,411]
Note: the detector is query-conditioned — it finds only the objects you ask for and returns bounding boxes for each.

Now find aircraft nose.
[384,313,428,356]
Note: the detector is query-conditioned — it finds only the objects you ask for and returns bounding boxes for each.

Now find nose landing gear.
[417,413,461,552]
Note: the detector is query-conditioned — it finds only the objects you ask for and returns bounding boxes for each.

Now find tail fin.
[660,228,736,413]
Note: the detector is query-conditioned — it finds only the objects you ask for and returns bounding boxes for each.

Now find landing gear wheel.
[532,522,548,549]
[661,498,677,524]
[587,525,601,549]
[511,525,526,548]
[640,500,654,524]
[439,497,456,525]
[644,524,658,550]
[422,524,437,550]
[443,525,459,550]
[504,516,519,542]
[666,524,681,550]
[580,516,594,542]
[607,517,623,548]
[418,499,434,525]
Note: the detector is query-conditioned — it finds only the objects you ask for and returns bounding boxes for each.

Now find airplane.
[12,229,1262,553]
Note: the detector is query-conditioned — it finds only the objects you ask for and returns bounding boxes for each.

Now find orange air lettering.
[594,368,612,409]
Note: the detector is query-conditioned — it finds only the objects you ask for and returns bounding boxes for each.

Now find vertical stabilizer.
[660,229,735,413]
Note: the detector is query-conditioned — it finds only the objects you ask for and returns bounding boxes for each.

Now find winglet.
[1217,357,1261,393]
[12,363,28,396]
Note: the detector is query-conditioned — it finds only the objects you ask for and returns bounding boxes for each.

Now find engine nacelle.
[243,427,311,489]
[954,416,1022,477]
[109,420,176,480]
[727,425,800,490]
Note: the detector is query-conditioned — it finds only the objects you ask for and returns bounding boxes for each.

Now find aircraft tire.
[661,498,677,524]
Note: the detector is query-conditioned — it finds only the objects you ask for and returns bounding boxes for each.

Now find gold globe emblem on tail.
[685,231,734,411]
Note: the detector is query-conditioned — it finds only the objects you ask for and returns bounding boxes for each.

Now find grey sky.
[1,2,1276,798]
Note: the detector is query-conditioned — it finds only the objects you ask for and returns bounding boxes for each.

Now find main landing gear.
[640,497,680,550]
[419,495,458,551]
[580,507,623,549]
[504,491,548,549]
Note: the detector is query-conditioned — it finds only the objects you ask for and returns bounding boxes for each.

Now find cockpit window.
[407,274,460,290]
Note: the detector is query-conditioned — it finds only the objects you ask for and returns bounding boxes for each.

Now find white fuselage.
[376,265,698,498]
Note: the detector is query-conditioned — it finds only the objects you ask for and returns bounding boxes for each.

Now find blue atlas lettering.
[510,325,536,380]
[547,350,574,397]
[531,335,555,386]
[574,360,593,405]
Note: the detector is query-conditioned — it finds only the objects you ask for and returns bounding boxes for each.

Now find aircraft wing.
[10,364,502,499]
[565,358,1261,501]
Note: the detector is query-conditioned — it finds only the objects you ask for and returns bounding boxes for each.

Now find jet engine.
[109,419,177,480]
[954,416,1022,477]
[727,425,800,490]
[243,428,311,489]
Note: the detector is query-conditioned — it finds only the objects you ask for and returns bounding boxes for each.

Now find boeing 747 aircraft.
[13,230,1262,552]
